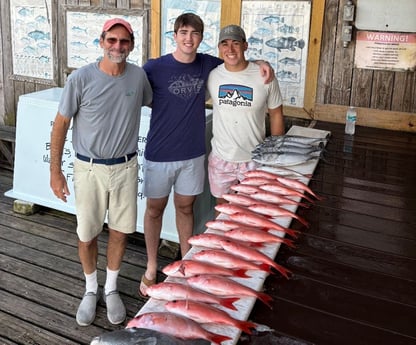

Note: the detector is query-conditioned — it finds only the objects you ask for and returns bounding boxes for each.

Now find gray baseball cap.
[219,25,246,42]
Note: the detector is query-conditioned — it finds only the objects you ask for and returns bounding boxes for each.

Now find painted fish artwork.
[266,36,305,51]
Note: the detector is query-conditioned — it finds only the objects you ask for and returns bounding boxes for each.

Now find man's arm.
[50,113,71,202]
[268,105,285,136]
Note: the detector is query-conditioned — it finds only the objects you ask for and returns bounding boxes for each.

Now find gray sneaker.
[76,291,99,326]
[104,290,126,325]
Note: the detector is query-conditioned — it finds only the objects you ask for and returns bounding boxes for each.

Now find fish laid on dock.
[90,328,210,345]
[252,134,328,167]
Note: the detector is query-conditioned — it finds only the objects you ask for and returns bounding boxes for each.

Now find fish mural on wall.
[11,0,53,79]
[241,1,311,107]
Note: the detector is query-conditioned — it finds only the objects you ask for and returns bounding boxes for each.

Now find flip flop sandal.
[138,274,156,298]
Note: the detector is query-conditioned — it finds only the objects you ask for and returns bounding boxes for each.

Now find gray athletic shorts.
[142,155,205,198]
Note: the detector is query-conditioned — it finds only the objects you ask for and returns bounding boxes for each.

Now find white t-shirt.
[207,61,282,162]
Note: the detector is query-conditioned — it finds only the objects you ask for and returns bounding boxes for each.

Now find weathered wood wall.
[315,0,416,131]
[0,0,150,127]
[0,0,415,131]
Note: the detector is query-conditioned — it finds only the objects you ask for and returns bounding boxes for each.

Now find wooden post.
[150,0,161,58]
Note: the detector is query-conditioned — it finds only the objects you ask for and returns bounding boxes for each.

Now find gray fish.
[252,152,318,166]
[90,328,210,345]
[253,144,323,156]
[264,134,329,145]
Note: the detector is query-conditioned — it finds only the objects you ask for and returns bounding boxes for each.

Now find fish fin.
[282,238,297,248]
[178,263,187,276]
[259,263,273,273]
[238,320,258,334]
[219,297,240,311]
[257,291,273,309]
[298,201,311,208]
[281,228,300,239]
[234,269,251,278]
[209,334,232,345]
[272,263,292,279]
[295,215,310,228]
[249,242,265,248]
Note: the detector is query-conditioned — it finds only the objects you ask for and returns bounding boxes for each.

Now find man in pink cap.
[50,18,152,326]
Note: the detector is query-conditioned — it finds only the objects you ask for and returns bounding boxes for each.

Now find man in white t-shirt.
[207,24,285,207]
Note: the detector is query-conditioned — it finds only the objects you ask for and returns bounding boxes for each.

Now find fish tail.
[209,333,233,345]
[257,291,273,309]
[282,238,297,248]
[301,193,316,203]
[282,227,300,239]
[238,320,258,334]
[298,201,311,208]
[272,263,292,279]
[235,268,251,278]
[295,215,310,228]
[220,297,240,310]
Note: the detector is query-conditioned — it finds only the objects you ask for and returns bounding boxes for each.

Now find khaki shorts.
[208,152,259,198]
[73,157,138,242]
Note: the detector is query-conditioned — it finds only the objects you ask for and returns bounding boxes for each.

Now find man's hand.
[259,60,275,84]
[50,170,70,202]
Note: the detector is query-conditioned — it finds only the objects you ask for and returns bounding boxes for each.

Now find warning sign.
[354,31,416,71]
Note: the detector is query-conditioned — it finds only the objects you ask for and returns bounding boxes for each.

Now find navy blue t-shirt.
[143,53,222,162]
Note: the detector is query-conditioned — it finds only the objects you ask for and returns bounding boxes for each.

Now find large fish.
[165,300,257,334]
[187,274,273,308]
[247,202,310,228]
[259,183,316,203]
[206,219,257,231]
[145,281,239,311]
[224,227,296,248]
[256,165,313,178]
[240,176,275,186]
[219,239,291,279]
[188,232,262,250]
[246,169,322,200]
[192,249,273,274]
[244,170,313,202]
[215,203,249,215]
[162,260,250,278]
[126,312,231,345]
[233,180,315,204]
[230,183,263,194]
[245,170,285,179]
[222,193,258,206]
[216,201,309,229]
[252,151,318,166]
[252,142,324,156]
[249,189,309,208]
[263,134,329,145]
[90,327,210,345]
[228,211,299,238]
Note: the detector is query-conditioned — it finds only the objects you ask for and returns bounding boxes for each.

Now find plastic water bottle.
[345,106,356,135]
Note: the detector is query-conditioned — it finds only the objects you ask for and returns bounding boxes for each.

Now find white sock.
[84,271,98,294]
[104,267,120,295]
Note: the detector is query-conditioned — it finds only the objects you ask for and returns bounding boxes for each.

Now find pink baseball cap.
[102,18,133,34]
